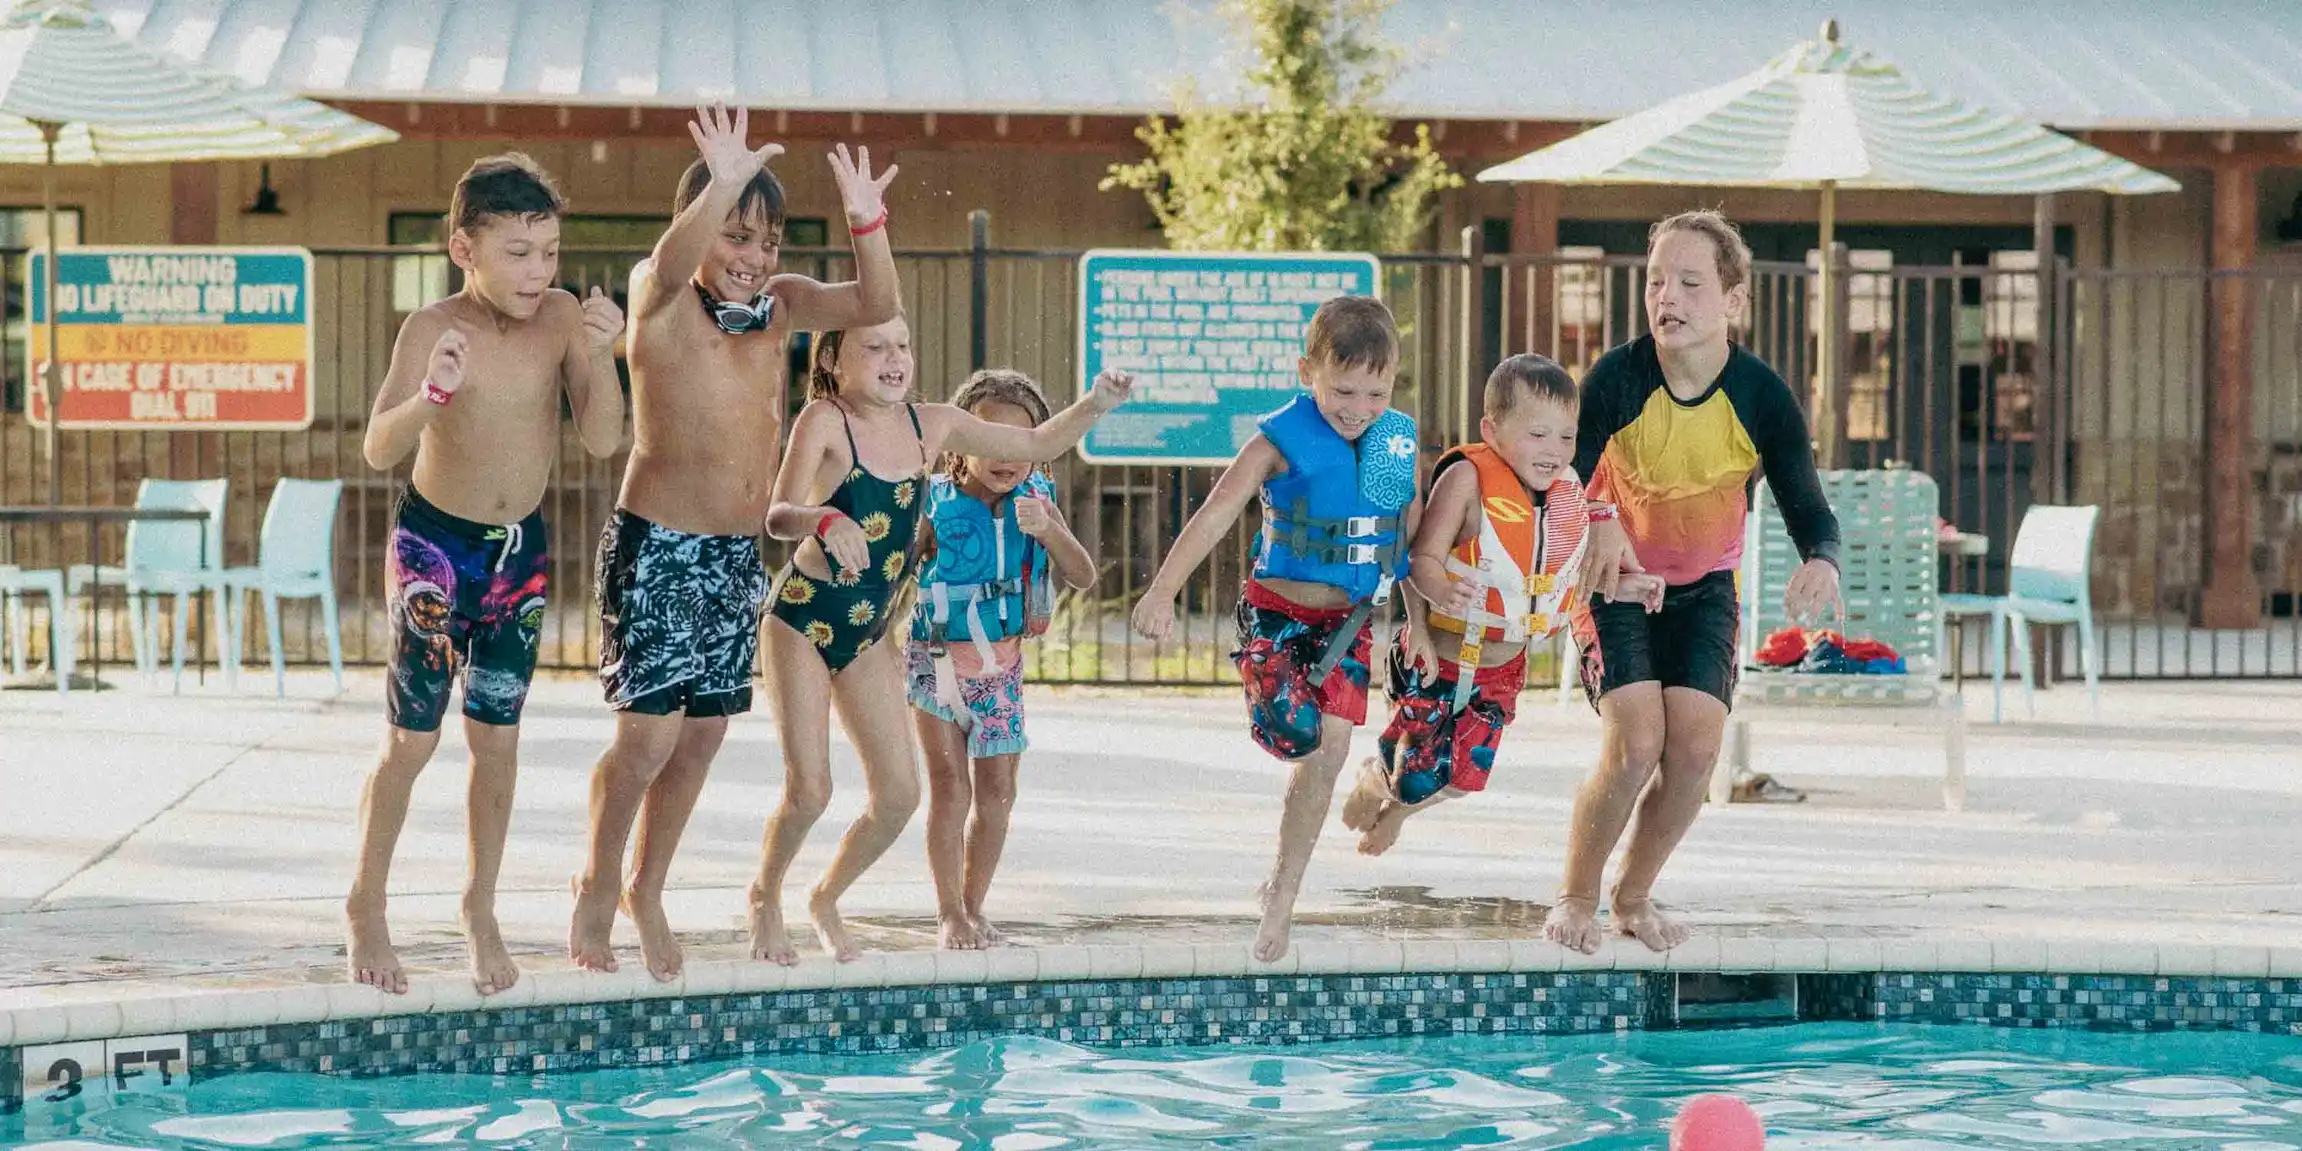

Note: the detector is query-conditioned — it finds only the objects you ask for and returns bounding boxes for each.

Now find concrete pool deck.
[4,669,2300,1028]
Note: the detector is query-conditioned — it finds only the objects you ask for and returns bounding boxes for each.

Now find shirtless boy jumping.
[570,104,901,980]
[351,154,626,995]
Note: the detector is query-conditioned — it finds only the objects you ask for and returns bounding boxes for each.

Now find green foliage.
[1103,0,1461,252]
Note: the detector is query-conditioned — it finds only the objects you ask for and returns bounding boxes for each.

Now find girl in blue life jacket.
[905,369,1098,950]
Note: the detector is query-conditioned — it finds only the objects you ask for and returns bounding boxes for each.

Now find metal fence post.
[968,209,990,373]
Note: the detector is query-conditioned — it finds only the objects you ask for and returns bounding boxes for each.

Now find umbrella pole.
[1816,179,1841,468]
[38,120,61,507]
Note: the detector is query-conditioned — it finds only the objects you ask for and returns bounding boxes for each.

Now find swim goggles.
[695,282,776,335]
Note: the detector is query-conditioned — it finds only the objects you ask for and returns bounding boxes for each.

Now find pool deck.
[3,668,2300,1036]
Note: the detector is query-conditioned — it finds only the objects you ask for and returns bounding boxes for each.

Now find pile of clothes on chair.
[1753,627,1905,673]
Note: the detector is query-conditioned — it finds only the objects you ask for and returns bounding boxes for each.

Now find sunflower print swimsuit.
[769,402,928,674]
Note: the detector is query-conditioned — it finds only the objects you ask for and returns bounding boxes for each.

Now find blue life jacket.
[1251,393,1418,603]
[911,472,1054,655]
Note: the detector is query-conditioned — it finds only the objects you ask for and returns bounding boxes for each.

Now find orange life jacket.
[1426,442,1589,644]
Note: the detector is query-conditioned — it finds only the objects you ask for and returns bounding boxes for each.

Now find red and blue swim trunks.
[1231,579,1372,761]
[1376,631,1526,803]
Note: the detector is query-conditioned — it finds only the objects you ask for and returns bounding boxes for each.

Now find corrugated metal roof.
[84,0,2302,131]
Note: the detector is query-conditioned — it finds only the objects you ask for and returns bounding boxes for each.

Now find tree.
[1103,0,1460,252]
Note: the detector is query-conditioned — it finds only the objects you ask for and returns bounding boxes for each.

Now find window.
[1981,250,2039,443]
[2,206,85,412]
[1807,248,1896,442]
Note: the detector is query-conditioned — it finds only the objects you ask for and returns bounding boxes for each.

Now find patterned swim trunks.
[904,638,1028,758]
[595,507,769,718]
[385,488,549,733]
[1376,632,1527,804]
[1231,579,1372,761]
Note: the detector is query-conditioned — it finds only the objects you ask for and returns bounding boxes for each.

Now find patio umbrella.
[0,0,397,502]
[1476,19,2178,461]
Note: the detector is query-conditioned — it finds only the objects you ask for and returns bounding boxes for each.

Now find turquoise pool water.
[10,1023,2302,1148]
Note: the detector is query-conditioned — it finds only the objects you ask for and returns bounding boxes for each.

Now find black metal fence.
[2,231,2296,684]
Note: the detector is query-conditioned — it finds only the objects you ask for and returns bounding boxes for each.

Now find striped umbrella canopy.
[1475,19,2175,466]
[0,0,396,163]
[0,0,395,502]
[1475,21,2177,195]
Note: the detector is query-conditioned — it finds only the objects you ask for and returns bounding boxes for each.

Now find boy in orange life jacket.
[1341,355,1663,855]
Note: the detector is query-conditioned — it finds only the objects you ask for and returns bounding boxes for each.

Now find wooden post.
[1508,183,1560,359]
[169,163,220,245]
[2200,164,2260,629]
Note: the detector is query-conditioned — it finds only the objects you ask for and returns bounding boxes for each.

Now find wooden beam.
[2087,129,2290,170]
[2200,161,2261,629]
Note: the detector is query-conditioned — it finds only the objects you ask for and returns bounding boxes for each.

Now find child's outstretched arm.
[1407,464,1481,618]
[1130,437,1282,639]
[1016,493,1097,590]
[764,403,872,576]
[929,369,1133,463]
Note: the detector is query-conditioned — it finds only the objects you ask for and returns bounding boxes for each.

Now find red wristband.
[1586,502,1617,522]
[421,378,453,406]
[848,209,888,238]
[813,511,841,538]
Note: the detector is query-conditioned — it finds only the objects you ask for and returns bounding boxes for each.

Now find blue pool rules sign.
[1076,250,1381,465]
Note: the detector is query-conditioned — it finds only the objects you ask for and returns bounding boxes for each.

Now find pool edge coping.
[6,937,2300,1049]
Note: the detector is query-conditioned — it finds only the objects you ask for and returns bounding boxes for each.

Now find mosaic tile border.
[175,972,1653,1081]
[8,950,2302,1113]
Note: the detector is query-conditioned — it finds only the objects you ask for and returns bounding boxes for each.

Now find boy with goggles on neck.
[571,103,903,984]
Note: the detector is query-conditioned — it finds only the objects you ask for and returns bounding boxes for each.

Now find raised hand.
[687,103,784,188]
[580,287,624,355]
[827,143,898,229]
[427,328,469,397]
[1087,368,1135,414]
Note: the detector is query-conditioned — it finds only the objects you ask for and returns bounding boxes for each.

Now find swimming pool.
[10,1023,2300,1148]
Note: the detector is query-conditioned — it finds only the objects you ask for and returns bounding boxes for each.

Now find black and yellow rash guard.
[1572,335,1841,587]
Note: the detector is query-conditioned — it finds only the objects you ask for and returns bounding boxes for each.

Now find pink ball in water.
[1671,1094,1766,1151]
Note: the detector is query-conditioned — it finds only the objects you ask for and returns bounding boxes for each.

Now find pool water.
[11,1023,2302,1149]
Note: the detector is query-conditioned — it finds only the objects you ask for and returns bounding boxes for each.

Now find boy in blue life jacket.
[1132,295,1461,963]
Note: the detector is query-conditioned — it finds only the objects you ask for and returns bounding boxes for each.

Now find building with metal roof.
[84,0,2302,130]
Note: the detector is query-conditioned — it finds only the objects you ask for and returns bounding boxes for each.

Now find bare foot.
[1543,895,1603,955]
[1356,800,1410,856]
[1338,757,1389,832]
[346,904,409,995]
[1610,895,1690,952]
[460,901,521,995]
[567,874,619,973]
[1251,880,1294,963]
[938,911,985,950]
[971,913,1003,945]
[747,882,798,966]
[620,886,683,983]
[808,887,861,962]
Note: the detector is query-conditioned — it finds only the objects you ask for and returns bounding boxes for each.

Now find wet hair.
[1303,295,1399,374]
[1648,209,1753,293]
[1483,353,1578,424]
[674,157,788,232]
[942,369,1053,482]
[806,329,849,403]
[448,153,566,234]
